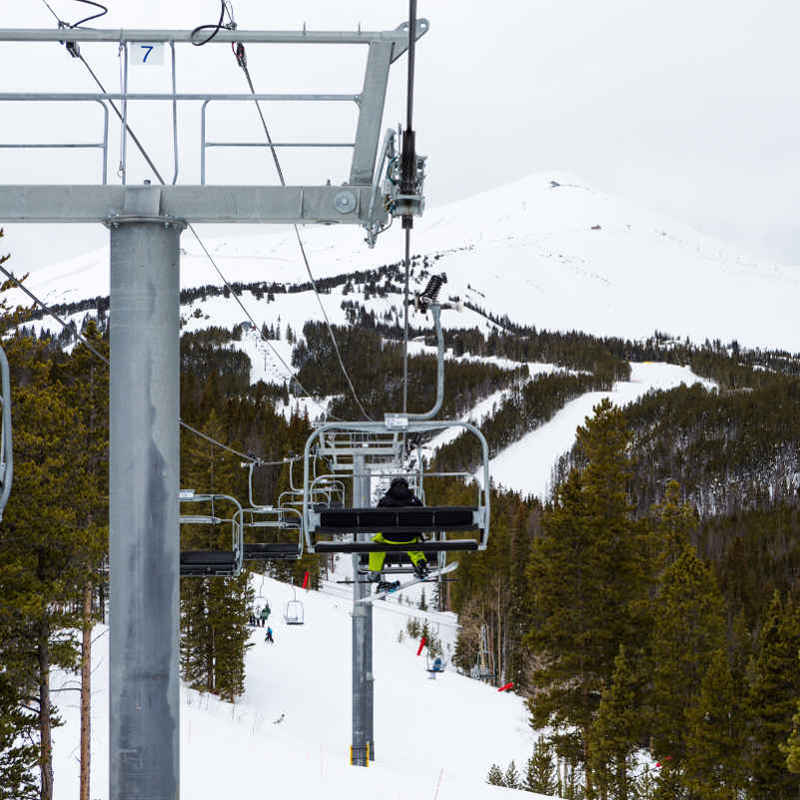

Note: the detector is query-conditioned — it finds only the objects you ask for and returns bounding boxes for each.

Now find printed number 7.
[141,45,154,63]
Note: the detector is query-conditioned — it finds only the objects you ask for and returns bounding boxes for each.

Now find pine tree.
[589,645,640,800]
[0,335,98,800]
[649,543,726,765]
[526,400,651,782]
[748,591,800,798]
[486,763,505,786]
[0,618,38,799]
[785,679,800,773]
[683,649,747,798]
[503,760,520,789]
[650,479,694,570]
[525,735,558,794]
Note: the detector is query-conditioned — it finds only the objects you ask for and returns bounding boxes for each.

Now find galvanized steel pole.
[351,453,374,765]
[108,215,184,799]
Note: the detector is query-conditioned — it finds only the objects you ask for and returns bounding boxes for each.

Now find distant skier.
[260,602,271,627]
[432,656,443,672]
[368,477,429,593]
[265,626,274,644]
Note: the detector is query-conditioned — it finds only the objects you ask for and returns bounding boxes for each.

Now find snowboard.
[356,562,458,605]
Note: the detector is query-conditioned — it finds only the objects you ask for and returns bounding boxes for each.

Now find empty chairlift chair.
[179,490,243,577]
[238,506,304,562]
[283,588,305,625]
[237,462,305,562]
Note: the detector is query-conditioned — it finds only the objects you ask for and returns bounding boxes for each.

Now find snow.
[51,574,554,800]
[10,172,800,356]
[482,362,716,499]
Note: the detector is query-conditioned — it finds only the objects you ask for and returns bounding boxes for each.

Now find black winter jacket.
[376,482,423,543]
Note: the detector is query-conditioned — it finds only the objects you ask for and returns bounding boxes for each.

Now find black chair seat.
[315,506,479,534]
[243,542,300,561]
[180,550,237,577]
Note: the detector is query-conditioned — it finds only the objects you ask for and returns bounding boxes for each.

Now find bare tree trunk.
[80,582,92,800]
[38,616,53,800]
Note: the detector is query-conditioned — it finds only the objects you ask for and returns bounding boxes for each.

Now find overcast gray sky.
[2,0,799,270]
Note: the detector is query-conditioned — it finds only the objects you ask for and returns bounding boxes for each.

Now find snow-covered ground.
[51,575,552,800]
[12,171,800,352]
[482,362,716,499]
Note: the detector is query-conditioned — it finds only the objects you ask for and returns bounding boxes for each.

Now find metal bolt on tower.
[0,19,428,797]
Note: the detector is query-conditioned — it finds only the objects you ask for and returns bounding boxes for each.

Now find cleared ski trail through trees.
[480,361,715,499]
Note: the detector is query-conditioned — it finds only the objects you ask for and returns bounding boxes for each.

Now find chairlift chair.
[300,284,491,557]
[238,506,304,562]
[179,491,243,577]
[302,419,490,555]
[426,653,445,677]
[0,345,13,520]
[283,587,305,625]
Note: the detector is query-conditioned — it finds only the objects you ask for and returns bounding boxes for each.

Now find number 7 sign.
[131,42,164,66]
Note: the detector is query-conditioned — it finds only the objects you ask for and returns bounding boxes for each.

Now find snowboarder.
[265,626,274,644]
[260,602,271,627]
[368,477,429,593]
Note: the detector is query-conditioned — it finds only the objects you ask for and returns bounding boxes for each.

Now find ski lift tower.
[0,19,427,799]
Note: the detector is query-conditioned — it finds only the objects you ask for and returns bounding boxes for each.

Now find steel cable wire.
[57,37,335,421]
[0,260,273,464]
[236,55,374,421]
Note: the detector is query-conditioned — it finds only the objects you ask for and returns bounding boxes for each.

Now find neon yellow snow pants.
[368,533,426,572]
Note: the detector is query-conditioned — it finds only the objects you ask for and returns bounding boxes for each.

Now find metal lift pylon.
[0,19,428,798]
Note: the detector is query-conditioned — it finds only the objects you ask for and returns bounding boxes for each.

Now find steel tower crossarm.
[0,185,384,226]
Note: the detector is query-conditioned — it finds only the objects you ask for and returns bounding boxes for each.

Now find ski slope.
[481,362,716,499]
[51,575,552,800]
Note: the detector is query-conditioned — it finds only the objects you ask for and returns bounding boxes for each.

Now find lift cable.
[0,262,109,366]
[0,261,277,464]
[40,0,64,26]
[229,32,374,422]
[43,28,336,423]
[402,0,418,416]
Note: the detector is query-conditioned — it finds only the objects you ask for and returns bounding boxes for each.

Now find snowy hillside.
[12,172,800,352]
[51,576,552,800]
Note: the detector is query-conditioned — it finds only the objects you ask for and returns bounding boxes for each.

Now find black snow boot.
[413,560,430,580]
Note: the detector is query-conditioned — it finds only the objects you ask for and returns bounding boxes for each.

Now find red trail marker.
[417,637,427,656]
[301,570,309,590]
